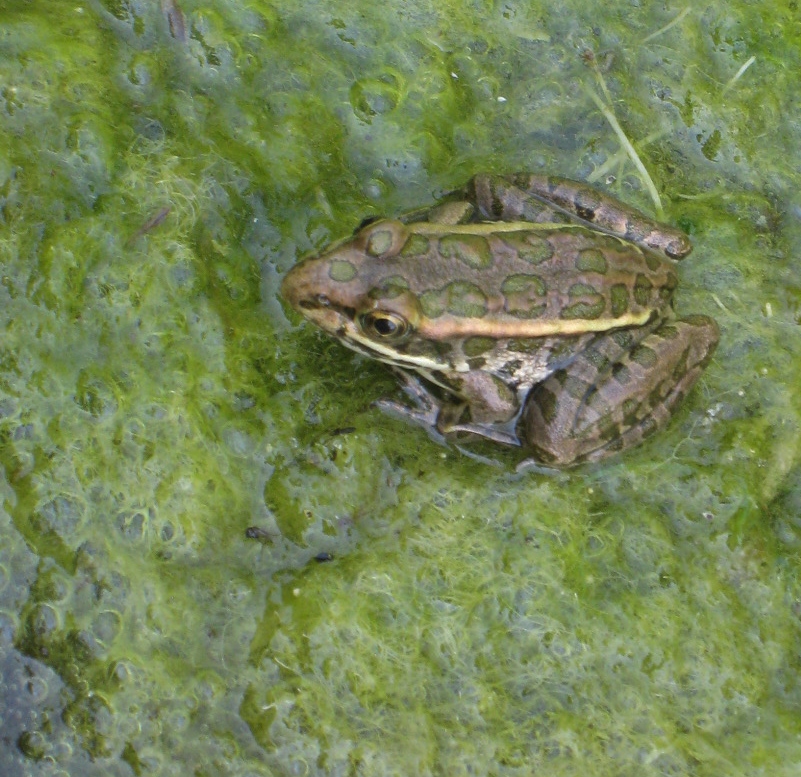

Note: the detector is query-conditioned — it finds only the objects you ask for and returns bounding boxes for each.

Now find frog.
[281,173,719,467]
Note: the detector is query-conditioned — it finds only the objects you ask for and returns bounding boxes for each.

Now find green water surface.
[2,0,801,775]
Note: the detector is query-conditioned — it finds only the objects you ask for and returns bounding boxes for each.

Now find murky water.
[1,1,800,774]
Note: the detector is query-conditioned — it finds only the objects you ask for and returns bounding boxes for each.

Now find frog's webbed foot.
[443,419,523,448]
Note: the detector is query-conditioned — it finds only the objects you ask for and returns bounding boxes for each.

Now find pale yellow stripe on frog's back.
[407,221,584,237]
[416,310,652,339]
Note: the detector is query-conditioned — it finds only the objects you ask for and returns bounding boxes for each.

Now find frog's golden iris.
[282,174,718,466]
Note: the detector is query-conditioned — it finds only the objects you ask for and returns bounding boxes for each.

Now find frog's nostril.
[299,294,332,310]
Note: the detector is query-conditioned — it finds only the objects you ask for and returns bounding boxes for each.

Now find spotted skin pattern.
[281,174,719,466]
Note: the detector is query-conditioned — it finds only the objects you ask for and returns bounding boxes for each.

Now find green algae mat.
[2,1,801,775]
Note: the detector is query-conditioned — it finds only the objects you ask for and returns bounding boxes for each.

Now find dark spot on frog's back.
[501,274,548,319]
[328,260,357,282]
[656,323,679,340]
[400,234,431,257]
[368,275,410,300]
[561,283,606,320]
[438,234,493,270]
[506,337,545,354]
[562,375,591,400]
[582,346,609,371]
[610,284,629,318]
[642,248,662,272]
[610,328,634,349]
[502,234,554,265]
[419,281,488,319]
[575,248,608,274]
[633,274,653,306]
[502,274,547,295]
[612,363,631,384]
[531,384,559,423]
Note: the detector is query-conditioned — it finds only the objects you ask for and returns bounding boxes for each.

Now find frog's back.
[350,220,678,338]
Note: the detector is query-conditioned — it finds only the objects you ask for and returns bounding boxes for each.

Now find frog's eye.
[359,311,410,342]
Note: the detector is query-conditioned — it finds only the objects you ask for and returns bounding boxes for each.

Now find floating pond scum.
[1,1,800,775]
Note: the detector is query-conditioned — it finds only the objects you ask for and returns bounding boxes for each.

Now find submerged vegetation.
[1,0,801,775]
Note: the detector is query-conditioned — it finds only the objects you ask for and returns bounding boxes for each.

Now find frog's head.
[281,219,445,370]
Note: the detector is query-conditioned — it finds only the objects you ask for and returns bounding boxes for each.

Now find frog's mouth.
[338,324,454,374]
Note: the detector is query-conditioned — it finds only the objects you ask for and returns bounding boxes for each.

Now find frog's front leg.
[436,369,526,447]
[522,315,719,466]
[376,368,525,448]
[373,368,454,445]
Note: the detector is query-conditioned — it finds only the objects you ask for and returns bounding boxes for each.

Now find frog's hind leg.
[506,174,694,259]
[459,174,570,224]
[522,316,719,466]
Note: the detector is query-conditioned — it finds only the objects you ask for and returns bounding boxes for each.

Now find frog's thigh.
[523,316,719,466]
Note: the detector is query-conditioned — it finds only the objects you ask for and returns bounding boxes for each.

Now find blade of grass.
[584,86,663,216]
[642,7,692,44]
[722,56,756,94]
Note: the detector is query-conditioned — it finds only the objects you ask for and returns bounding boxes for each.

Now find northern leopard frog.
[281,174,718,466]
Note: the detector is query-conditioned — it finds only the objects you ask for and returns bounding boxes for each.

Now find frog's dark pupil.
[374,317,397,335]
